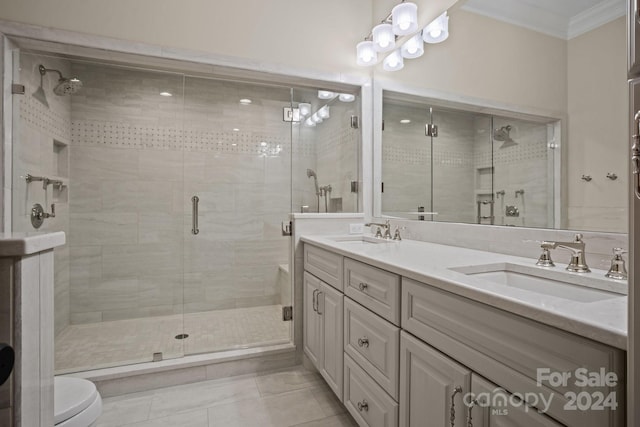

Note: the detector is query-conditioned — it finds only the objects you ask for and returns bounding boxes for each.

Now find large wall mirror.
[372,0,627,234]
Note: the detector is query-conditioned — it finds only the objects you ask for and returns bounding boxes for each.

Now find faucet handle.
[606,248,628,280]
[536,243,555,267]
[574,233,584,243]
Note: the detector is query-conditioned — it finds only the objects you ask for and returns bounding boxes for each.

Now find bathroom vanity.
[302,236,626,427]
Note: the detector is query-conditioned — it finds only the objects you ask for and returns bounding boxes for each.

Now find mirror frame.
[372,79,569,229]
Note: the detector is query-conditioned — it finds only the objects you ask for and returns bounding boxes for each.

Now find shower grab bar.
[191,196,199,235]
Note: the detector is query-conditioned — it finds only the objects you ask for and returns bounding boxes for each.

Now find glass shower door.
[12,52,187,373]
[181,76,293,355]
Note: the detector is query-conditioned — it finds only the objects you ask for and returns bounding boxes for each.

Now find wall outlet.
[349,223,365,234]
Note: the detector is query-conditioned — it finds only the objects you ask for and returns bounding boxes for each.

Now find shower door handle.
[191,196,200,235]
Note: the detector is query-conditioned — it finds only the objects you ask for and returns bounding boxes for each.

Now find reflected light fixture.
[304,118,316,127]
[239,98,252,105]
[160,91,172,97]
[339,93,355,102]
[318,90,336,99]
[299,103,311,116]
[392,2,418,35]
[401,33,424,59]
[372,23,395,52]
[423,11,449,43]
[383,50,404,72]
[400,119,411,124]
[318,106,330,119]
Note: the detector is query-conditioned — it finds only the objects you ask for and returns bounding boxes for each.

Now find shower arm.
[39,65,64,80]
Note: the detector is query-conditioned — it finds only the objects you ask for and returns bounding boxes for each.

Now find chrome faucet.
[365,220,392,239]
[537,234,590,273]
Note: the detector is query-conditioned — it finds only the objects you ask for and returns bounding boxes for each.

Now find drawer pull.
[466,399,478,427]
[357,399,369,412]
[357,337,370,348]
[358,282,368,291]
[312,289,318,312]
[449,386,463,427]
[316,292,323,315]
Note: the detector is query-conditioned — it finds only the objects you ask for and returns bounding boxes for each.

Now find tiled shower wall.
[382,103,551,227]
[67,63,292,323]
[14,53,71,336]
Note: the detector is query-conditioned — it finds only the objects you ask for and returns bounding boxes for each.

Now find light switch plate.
[349,223,364,234]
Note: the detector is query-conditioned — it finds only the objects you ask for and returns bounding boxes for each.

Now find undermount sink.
[450,263,624,303]
[327,235,394,245]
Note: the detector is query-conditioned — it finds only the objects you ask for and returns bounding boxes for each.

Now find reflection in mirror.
[381,94,558,228]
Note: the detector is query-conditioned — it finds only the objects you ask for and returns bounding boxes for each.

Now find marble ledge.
[301,234,627,350]
[0,231,65,256]
[290,213,365,220]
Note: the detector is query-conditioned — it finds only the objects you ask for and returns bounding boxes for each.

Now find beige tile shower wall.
[313,100,360,213]
[68,64,291,323]
[14,53,71,336]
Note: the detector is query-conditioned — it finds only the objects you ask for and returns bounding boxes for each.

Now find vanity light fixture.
[304,118,316,127]
[318,90,336,100]
[299,103,311,116]
[318,106,330,119]
[160,91,172,97]
[423,11,449,44]
[357,1,450,71]
[339,93,355,102]
[401,33,424,59]
[383,50,404,72]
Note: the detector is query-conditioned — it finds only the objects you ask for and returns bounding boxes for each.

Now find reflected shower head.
[38,64,83,96]
[494,125,517,148]
[306,169,320,196]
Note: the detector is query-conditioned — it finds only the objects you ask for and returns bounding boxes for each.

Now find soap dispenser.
[605,248,627,280]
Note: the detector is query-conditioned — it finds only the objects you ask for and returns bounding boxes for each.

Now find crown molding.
[568,0,626,39]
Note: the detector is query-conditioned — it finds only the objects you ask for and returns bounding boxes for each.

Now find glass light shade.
[401,33,424,59]
[339,93,355,102]
[318,90,335,99]
[356,41,378,66]
[304,118,316,127]
[318,106,330,119]
[299,103,311,116]
[311,113,322,124]
[372,23,396,52]
[423,12,449,43]
[383,50,404,72]
[392,2,418,36]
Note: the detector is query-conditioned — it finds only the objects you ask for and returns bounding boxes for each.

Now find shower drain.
[175,334,189,340]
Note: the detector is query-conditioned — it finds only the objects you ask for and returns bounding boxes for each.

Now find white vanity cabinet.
[303,264,344,399]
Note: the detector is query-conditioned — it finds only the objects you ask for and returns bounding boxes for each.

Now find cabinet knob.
[357,399,369,412]
[358,282,368,291]
[357,337,370,348]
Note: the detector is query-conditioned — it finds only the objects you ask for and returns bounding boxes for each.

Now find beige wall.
[375,8,568,115]
[567,17,627,233]
[0,0,372,77]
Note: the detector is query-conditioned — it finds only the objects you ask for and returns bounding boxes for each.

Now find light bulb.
[299,103,311,116]
[430,29,442,38]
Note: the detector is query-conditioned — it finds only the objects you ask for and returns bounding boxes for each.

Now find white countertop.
[0,232,66,256]
[301,235,627,350]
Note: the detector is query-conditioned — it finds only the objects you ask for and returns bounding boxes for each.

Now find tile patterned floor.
[56,305,291,373]
[96,365,358,427]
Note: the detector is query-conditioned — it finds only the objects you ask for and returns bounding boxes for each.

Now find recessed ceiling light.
[160,91,172,97]
[400,119,411,124]
[231,143,238,146]
[233,128,240,132]
[240,98,252,105]
[260,141,267,147]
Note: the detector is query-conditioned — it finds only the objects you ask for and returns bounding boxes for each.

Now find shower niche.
[379,92,560,228]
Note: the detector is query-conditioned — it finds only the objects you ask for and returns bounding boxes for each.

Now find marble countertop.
[301,234,627,350]
[0,231,66,256]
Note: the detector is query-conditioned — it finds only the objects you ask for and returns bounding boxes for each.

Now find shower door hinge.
[426,124,438,137]
[281,220,292,236]
[350,115,359,129]
[350,181,359,193]
[282,306,293,321]
[11,84,25,95]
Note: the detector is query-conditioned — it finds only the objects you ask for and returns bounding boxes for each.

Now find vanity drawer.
[304,244,343,291]
[345,297,400,400]
[402,278,625,427]
[344,258,400,325]
[344,353,399,427]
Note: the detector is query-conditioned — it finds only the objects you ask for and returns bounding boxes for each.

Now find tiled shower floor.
[55,305,290,373]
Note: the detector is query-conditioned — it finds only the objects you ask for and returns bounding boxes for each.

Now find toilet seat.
[55,377,102,426]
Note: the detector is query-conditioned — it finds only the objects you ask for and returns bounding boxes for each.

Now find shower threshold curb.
[62,343,296,383]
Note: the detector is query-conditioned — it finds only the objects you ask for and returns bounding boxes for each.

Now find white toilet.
[54,377,102,426]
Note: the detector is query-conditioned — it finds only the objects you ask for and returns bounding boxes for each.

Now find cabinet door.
[399,331,471,427]
[320,281,344,400]
[470,374,563,427]
[303,272,323,369]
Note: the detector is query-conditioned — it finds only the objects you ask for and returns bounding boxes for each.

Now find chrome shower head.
[38,64,83,96]
[494,125,517,148]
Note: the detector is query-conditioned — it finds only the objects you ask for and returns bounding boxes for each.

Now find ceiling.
[460,0,626,39]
